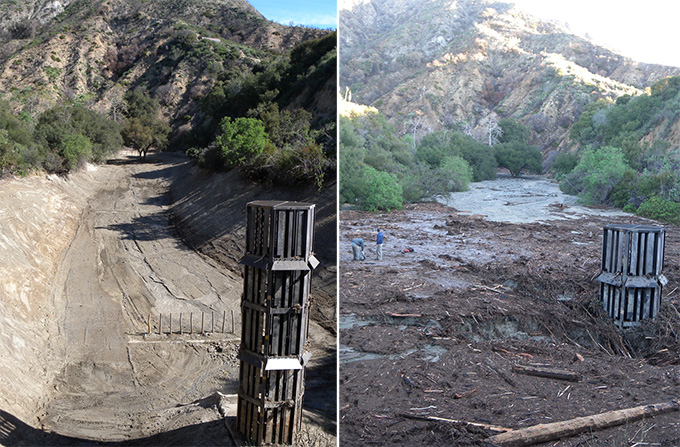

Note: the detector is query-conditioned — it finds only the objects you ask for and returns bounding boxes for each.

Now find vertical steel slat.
[238,201,316,445]
[598,225,665,327]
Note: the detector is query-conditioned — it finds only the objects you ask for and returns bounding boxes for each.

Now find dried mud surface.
[340,186,680,447]
[0,151,336,446]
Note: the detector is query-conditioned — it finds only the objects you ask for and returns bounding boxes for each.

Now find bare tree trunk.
[487,400,680,447]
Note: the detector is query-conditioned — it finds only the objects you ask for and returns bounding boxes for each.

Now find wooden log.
[400,413,511,433]
[487,399,680,447]
[511,364,581,382]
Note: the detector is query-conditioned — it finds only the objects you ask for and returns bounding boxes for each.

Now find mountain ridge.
[340,0,680,157]
[0,0,331,139]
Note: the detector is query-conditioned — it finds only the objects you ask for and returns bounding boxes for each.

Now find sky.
[511,0,680,67]
[247,0,337,29]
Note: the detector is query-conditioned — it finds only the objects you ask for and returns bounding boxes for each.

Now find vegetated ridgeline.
[340,0,680,156]
[0,0,330,138]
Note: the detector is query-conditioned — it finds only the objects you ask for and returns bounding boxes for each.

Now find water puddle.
[340,344,447,364]
[438,175,630,224]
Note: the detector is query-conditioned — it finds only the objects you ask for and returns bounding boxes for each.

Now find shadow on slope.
[0,409,233,447]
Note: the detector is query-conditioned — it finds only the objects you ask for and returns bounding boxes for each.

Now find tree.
[561,146,633,205]
[439,155,473,192]
[60,134,92,171]
[124,89,160,119]
[416,131,452,167]
[339,117,368,205]
[215,117,270,169]
[109,84,127,123]
[494,142,542,177]
[407,112,427,149]
[551,152,579,179]
[359,165,403,212]
[122,118,153,159]
[485,114,502,146]
[499,118,530,144]
[122,89,169,159]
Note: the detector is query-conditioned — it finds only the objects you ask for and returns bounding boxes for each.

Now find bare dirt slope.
[339,180,680,446]
[0,151,336,446]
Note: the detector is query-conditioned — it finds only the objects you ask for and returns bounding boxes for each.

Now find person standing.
[351,238,365,261]
[376,228,384,261]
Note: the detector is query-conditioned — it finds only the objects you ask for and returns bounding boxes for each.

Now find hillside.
[0,0,332,144]
[340,0,680,159]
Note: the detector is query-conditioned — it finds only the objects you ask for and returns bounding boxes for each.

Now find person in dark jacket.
[351,238,365,261]
[376,228,384,261]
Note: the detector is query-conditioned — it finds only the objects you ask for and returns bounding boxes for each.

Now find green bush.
[34,104,121,172]
[636,196,680,224]
[551,152,578,179]
[610,169,638,208]
[215,116,269,169]
[60,133,92,171]
[455,136,497,181]
[268,143,329,189]
[561,146,632,205]
[498,118,530,144]
[438,155,473,192]
[359,165,403,212]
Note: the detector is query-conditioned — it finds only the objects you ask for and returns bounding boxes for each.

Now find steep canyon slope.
[0,0,331,140]
[340,0,680,156]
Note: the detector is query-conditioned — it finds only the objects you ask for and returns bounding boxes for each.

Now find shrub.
[269,143,329,189]
[551,152,578,179]
[438,155,473,192]
[34,104,121,171]
[60,133,92,171]
[359,166,403,212]
[610,169,639,208]
[636,196,680,224]
[215,116,269,169]
[561,146,632,205]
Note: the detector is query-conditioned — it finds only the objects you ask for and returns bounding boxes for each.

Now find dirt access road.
[0,152,336,446]
[339,176,680,446]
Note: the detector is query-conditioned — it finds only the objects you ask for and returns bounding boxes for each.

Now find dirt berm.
[0,151,336,446]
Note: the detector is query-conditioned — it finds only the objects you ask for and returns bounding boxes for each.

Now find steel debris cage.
[236,201,319,445]
[595,224,667,327]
